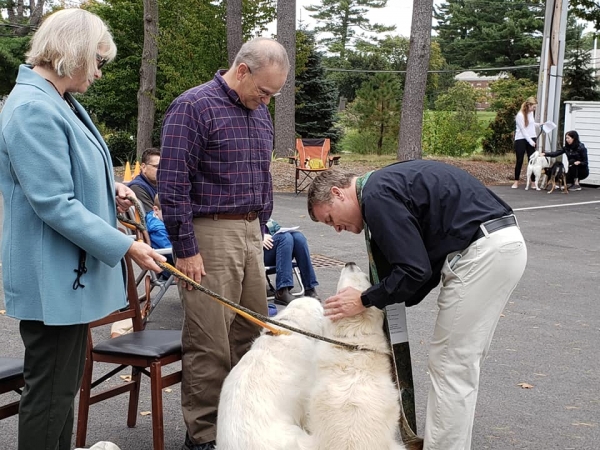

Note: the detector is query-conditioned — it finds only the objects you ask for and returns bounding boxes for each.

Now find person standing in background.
[0,9,163,450]
[158,37,289,450]
[512,96,539,189]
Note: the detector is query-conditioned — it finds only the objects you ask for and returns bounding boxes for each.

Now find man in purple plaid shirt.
[158,38,289,450]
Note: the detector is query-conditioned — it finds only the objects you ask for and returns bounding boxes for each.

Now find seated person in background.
[146,195,172,251]
[542,130,589,191]
[146,195,174,276]
[128,147,160,212]
[263,219,319,305]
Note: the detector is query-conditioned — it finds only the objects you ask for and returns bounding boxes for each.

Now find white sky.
[266,0,443,39]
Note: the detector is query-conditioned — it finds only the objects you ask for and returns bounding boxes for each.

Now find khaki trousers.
[424,226,527,450]
[181,217,267,444]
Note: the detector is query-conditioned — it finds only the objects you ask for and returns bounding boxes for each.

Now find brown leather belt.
[197,211,259,221]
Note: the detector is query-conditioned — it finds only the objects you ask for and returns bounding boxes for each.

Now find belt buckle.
[245,211,257,221]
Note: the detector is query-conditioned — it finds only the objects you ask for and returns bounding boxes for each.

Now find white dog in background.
[525,151,550,191]
[216,297,324,450]
[306,263,406,450]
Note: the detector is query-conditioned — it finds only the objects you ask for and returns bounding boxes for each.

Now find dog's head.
[272,296,324,335]
[332,263,385,338]
[336,262,372,293]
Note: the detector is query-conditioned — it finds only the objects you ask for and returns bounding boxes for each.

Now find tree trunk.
[397,0,434,161]
[136,0,159,158]
[5,0,46,36]
[227,0,243,66]
[274,0,296,158]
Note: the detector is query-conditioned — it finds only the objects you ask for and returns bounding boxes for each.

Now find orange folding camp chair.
[290,138,340,195]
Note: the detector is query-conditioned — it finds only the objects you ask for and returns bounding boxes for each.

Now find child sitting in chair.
[145,195,174,278]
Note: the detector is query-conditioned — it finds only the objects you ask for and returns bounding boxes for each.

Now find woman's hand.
[115,182,136,213]
[263,234,274,250]
[574,161,580,166]
[126,240,166,273]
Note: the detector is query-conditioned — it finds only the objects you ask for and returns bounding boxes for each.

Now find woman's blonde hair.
[26,8,117,80]
[520,96,537,127]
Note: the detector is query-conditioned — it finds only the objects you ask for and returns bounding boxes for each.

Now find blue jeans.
[264,232,318,291]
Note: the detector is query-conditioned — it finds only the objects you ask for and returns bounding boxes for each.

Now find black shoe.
[304,288,320,300]
[274,287,295,306]
[182,433,216,450]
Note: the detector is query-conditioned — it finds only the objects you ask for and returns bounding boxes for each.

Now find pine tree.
[304,0,395,60]
[348,73,401,155]
[434,0,544,79]
[562,27,600,102]
[295,31,342,147]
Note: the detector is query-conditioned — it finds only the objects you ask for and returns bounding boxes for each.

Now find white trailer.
[563,101,600,186]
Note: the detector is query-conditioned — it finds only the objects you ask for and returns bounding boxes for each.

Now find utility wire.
[324,64,540,74]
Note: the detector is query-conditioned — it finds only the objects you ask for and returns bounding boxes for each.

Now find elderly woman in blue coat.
[0,9,165,450]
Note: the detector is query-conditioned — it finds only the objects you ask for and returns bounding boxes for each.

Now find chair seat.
[93,330,181,358]
[265,261,298,276]
[0,358,24,382]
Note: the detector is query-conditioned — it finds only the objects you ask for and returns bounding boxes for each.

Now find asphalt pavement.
[1,183,599,450]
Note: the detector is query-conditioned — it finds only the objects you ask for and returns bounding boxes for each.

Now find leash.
[118,197,381,353]
[155,260,384,354]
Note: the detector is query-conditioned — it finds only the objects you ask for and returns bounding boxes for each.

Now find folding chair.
[118,202,175,322]
[0,357,24,420]
[290,138,341,195]
[265,261,305,301]
[76,254,182,450]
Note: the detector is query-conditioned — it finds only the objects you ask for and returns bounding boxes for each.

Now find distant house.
[454,71,506,110]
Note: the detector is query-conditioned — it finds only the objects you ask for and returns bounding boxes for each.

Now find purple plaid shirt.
[158,70,273,258]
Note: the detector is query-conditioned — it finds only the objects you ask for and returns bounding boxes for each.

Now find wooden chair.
[118,203,176,323]
[76,254,182,450]
[290,138,341,195]
[0,357,24,420]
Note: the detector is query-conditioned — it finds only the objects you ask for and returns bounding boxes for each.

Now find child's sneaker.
[268,303,278,317]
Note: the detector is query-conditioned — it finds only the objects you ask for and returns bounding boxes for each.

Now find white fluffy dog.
[306,263,406,450]
[525,151,550,191]
[216,296,324,450]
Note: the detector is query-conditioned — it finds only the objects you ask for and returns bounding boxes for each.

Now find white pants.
[423,225,527,450]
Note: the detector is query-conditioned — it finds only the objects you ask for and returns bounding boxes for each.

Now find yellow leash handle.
[156,261,289,336]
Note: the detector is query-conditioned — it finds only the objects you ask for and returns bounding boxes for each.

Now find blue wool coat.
[0,65,133,325]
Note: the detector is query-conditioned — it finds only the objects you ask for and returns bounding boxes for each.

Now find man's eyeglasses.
[146,163,160,169]
[96,54,109,70]
[247,66,281,99]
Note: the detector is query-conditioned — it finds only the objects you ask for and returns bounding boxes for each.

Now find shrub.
[422,110,482,157]
[339,128,398,155]
[105,130,136,166]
